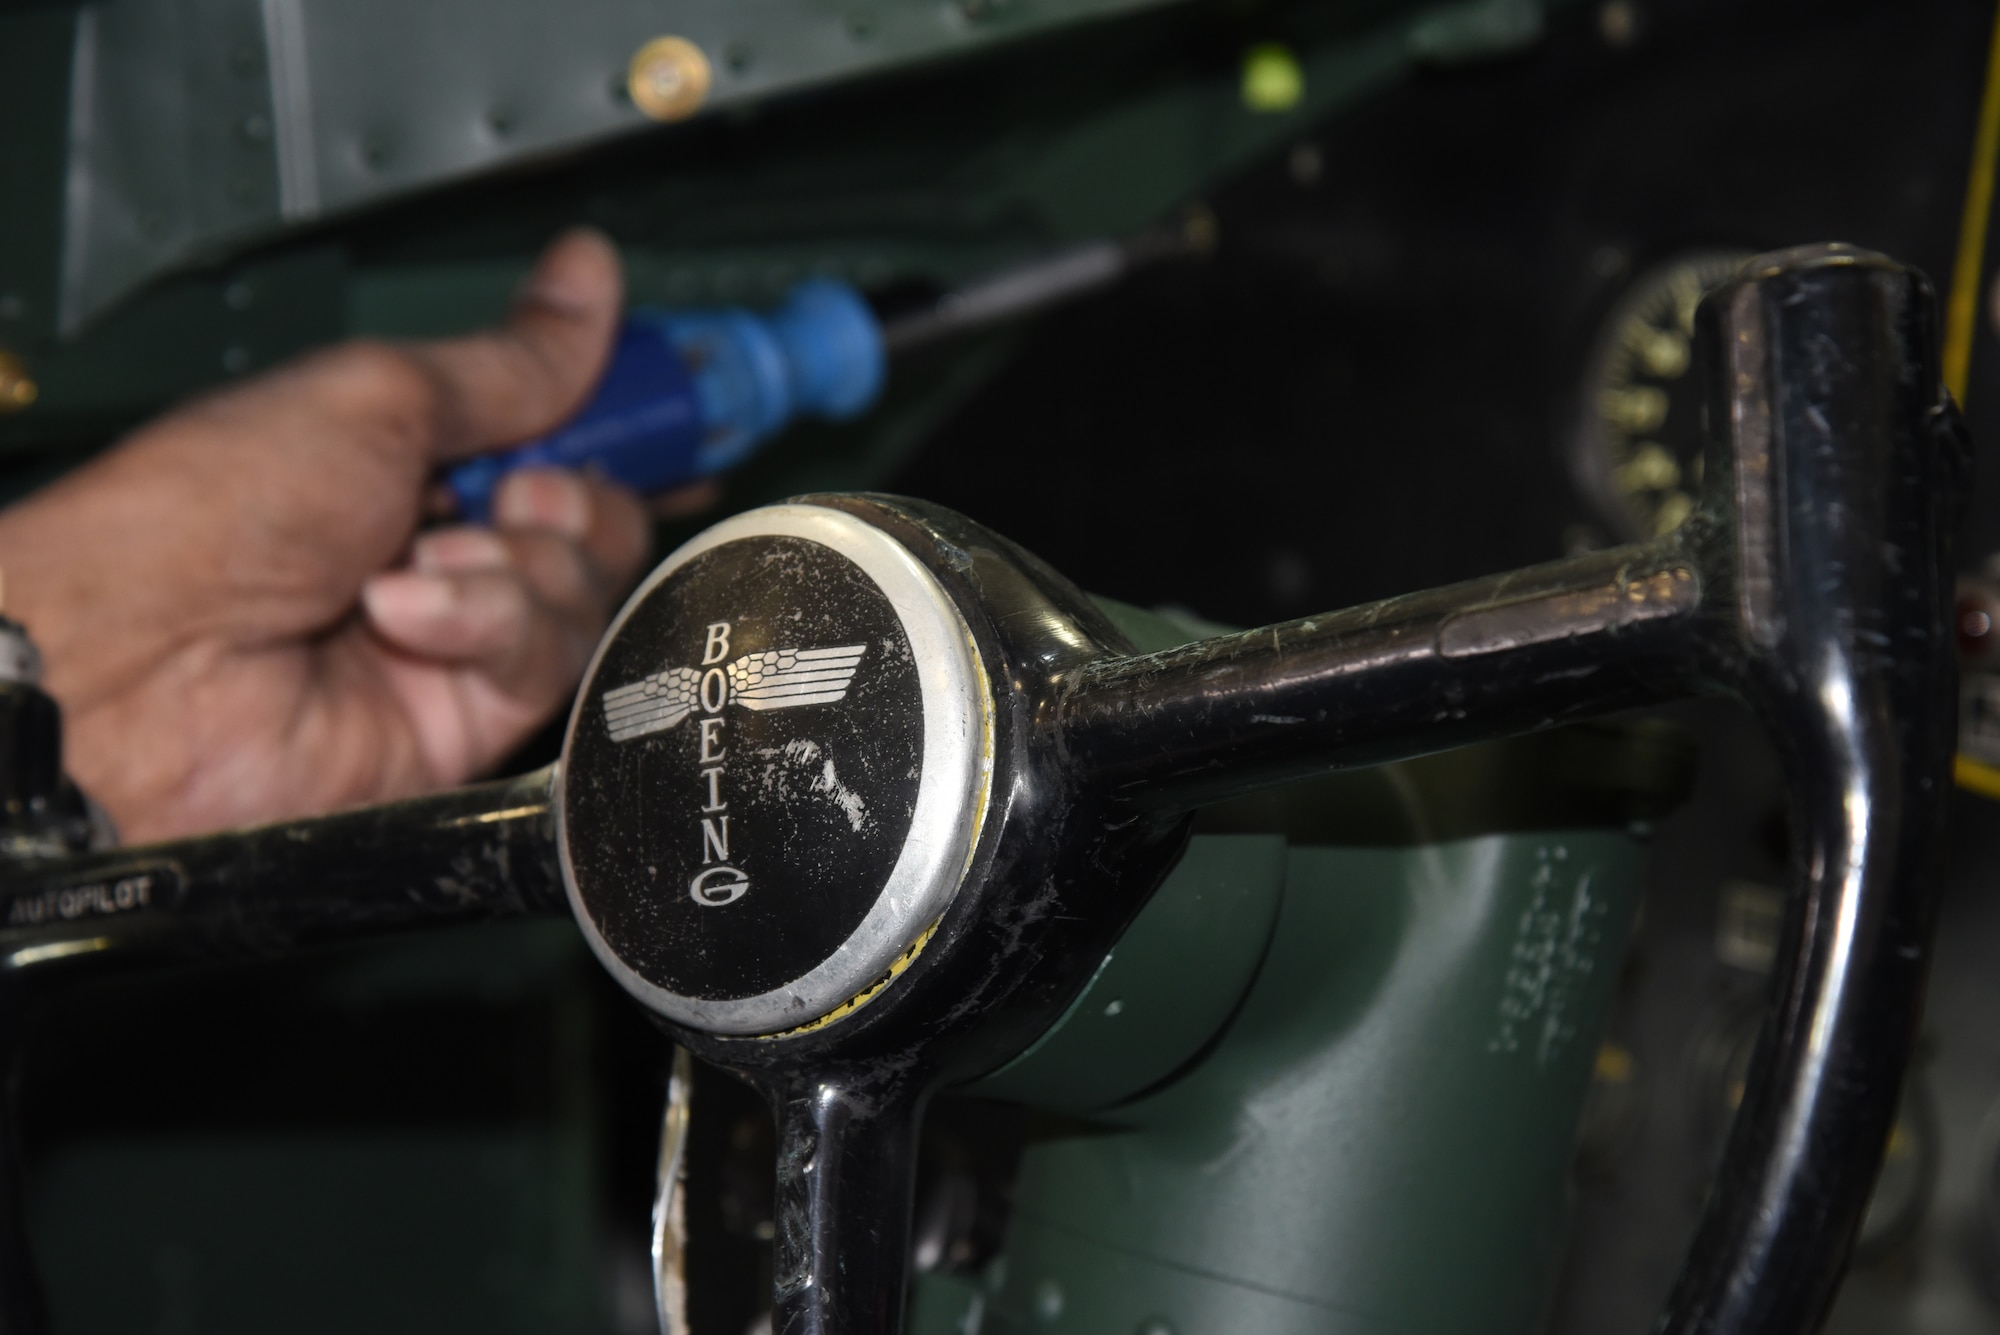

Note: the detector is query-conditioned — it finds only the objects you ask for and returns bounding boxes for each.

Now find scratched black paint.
[563,536,924,1002]
[0,769,564,968]
[0,251,1964,1335]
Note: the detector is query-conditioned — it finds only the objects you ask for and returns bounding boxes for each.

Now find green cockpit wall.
[0,0,1566,487]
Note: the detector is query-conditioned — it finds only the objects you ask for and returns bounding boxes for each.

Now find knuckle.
[456,576,535,651]
[315,342,442,443]
[514,532,601,610]
[414,526,511,573]
[502,333,588,422]
[321,341,426,400]
[488,571,540,625]
[589,481,655,574]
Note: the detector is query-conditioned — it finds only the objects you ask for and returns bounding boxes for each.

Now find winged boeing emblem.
[602,644,868,742]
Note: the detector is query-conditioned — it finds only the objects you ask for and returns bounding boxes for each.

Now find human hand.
[0,229,660,843]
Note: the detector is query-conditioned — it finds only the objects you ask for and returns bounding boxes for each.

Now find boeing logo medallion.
[601,626,868,906]
[557,503,992,1036]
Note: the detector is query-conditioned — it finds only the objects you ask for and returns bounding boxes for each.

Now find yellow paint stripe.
[1957,754,2000,801]
[1945,0,2000,403]
[1948,6,2000,797]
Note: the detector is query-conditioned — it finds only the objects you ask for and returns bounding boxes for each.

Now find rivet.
[224,281,254,311]
[1102,998,1125,1017]
[361,136,391,169]
[1287,141,1322,186]
[0,352,38,413]
[1180,203,1220,253]
[724,42,752,74]
[0,295,23,322]
[847,13,876,39]
[1034,1279,1063,1322]
[485,105,515,135]
[1598,0,1639,48]
[240,114,271,144]
[627,36,713,122]
[222,346,250,375]
[1135,1320,1176,1335]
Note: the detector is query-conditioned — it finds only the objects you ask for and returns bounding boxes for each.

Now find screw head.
[0,351,37,412]
[1599,0,1640,47]
[627,36,713,122]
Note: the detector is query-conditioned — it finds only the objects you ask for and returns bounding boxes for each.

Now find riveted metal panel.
[0,6,76,349]
[56,0,281,334]
[52,0,1188,331]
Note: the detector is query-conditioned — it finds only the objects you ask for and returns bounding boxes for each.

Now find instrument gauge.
[1573,250,1754,541]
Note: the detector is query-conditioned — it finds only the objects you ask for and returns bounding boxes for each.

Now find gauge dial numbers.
[1572,251,1754,542]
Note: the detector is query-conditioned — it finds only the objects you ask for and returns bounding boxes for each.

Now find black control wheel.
[0,244,1964,1335]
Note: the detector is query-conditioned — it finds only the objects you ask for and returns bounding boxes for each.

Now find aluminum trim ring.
[557,502,994,1036]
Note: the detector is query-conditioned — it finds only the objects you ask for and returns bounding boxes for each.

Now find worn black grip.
[768,1072,922,1335]
[0,767,566,972]
[1058,244,1956,1335]
[1659,248,1958,1334]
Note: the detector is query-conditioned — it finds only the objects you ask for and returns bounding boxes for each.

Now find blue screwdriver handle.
[446,278,886,522]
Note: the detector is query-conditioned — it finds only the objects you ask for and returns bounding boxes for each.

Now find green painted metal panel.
[969,833,1289,1113]
[0,7,75,351]
[25,920,613,1335]
[0,0,1576,460]
[925,830,1645,1335]
[918,593,1666,1334]
[42,0,1200,332]
[36,1131,598,1334]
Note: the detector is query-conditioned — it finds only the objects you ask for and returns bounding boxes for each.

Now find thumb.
[409,228,624,463]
